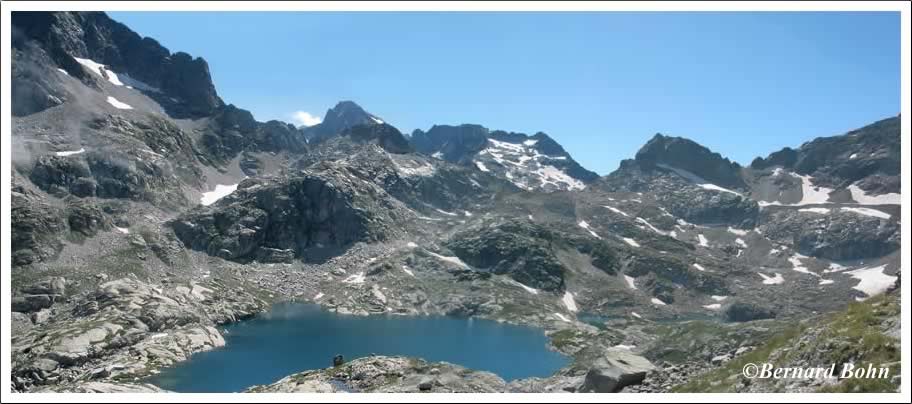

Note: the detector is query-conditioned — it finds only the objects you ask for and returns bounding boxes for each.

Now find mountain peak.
[635,133,745,190]
[305,100,384,143]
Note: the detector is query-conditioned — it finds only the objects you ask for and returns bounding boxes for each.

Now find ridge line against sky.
[108,11,900,175]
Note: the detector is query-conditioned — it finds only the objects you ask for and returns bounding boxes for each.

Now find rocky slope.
[8,11,903,395]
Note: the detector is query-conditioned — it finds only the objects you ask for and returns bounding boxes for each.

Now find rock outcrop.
[11,277,266,392]
[172,168,411,262]
[247,355,508,393]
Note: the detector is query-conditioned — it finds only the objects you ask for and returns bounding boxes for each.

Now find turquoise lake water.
[147,302,569,392]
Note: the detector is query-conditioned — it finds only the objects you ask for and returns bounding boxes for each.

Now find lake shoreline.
[146,301,572,392]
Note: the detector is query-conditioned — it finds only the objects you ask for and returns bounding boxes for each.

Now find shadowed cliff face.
[12,11,224,118]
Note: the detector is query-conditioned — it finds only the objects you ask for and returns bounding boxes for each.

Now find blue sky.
[110,12,900,175]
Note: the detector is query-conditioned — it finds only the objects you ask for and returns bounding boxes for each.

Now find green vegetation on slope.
[672,292,900,393]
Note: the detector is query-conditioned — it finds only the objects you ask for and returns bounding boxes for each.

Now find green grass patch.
[671,293,899,393]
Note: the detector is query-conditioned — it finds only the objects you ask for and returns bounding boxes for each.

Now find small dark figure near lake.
[333,354,345,367]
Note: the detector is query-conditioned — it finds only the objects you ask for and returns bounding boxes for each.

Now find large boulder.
[21,277,67,296]
[724,302,777,323]
[578,348,656,393]
[12,294,58,313]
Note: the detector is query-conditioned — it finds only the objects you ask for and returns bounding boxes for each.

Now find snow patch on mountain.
[758,272,785,285]
[637,217,669,235]
[427,251,470,269]
[799,207,830,214]
[624,275,637,290]
[554,313,571,323]
[200,183,238,206]
[74,57,108,79]
[846,265,896,299]
[106,96,133,110]
[727,227,749,236]
[578,221,601,239]
[533,165,586,191]
[623,237,641,248]
[507,279,539,295]
[840,207,891,219]
[562,291,578,312]
[657,163,743,197]
[788,254,818,277]
[604,205,630,217]
[342,272,366,284]
[75,57,159,92]
[394,160,435,177]
[735,238,748,249]
[55,148,85,157]
[847,184,900,205]
[759,172,834,206]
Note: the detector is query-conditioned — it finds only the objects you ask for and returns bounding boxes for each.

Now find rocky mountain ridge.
[411,124,600,192]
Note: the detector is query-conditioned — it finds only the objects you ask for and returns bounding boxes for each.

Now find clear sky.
[109,12,900,175]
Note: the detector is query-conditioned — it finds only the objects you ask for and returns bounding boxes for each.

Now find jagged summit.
[304,100,386,143]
